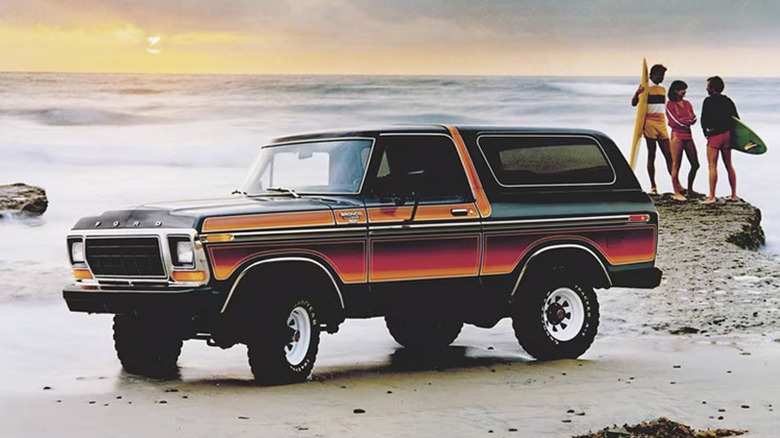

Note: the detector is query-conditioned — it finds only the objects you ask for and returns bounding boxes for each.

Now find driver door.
[364,133,482,283]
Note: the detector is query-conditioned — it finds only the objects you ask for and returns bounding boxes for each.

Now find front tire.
[113,314,182,379]
[512,279,599,360]
[247,298,320,385]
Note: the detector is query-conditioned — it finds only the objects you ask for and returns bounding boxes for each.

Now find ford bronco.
[63,125,662,384]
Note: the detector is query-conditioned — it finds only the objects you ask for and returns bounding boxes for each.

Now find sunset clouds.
[2,0,779,75]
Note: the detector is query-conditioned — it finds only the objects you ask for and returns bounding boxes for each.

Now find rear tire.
[113,314,182,379]
[247,298,320,385]
[385,313,463,350]
[512,278,599,360]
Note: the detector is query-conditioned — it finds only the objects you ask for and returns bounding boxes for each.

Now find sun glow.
[0,24,260,74]
[146,36,161,55]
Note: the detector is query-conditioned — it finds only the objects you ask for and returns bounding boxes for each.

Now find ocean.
[1,72,778,302]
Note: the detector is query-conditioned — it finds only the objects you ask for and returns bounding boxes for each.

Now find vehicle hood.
[70,195,362,232]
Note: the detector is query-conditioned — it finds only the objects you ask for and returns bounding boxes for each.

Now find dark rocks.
[0,183,48,217]
[574,417,747,438]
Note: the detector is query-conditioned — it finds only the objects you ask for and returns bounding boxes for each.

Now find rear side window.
[478,135,615,186]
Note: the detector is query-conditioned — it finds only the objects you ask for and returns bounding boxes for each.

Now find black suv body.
[64,125,661,384]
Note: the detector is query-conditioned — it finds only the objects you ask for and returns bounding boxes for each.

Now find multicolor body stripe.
[198,126,657,288]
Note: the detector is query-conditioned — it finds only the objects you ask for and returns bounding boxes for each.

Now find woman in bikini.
[665,80,700,201]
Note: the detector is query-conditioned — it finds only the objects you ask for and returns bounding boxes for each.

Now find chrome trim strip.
[378,132,449,137]
[476,134,618,188]
[201,226,367,241]
[199,214,637,241]
[220,257,345,314]
[510,244,611,298]
[482,215,634,230]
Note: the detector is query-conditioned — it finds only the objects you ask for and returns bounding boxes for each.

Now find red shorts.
[707,131,731,150]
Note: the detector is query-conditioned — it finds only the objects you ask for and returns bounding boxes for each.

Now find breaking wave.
[19,107,163,126]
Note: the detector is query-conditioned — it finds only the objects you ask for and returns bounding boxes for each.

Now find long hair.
[667,80,688,101]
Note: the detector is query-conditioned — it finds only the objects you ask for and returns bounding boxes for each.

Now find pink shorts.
[707,131,731,150]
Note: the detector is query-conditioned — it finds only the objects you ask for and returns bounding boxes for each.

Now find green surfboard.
[731,117,767,155]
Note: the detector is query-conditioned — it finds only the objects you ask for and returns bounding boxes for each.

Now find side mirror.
[401,169,425,223]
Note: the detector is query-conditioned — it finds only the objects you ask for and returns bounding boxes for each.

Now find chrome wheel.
[543,287,585,342]
[284,306,312,366]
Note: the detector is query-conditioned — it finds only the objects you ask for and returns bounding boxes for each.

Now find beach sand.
[2,196,779,438]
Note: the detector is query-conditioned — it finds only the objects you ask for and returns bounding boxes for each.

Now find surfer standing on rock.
[665,80,701,201]
[701,76,740,205]
[632,64,673,196]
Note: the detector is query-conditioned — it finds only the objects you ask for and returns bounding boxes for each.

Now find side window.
[478,136,615,186]
[368,135,473,203]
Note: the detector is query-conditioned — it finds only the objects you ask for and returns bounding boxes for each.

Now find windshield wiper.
[231,189,247,196]
[266,187,301,198]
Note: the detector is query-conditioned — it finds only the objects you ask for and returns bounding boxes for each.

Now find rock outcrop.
[601,193,780,338]
[653,193,765,250]
[0,183,48,218]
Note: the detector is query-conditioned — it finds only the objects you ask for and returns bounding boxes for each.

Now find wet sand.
[2,306,779,438]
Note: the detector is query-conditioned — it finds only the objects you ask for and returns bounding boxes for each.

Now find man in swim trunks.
[632,64,673,195]
[700,75,739,205]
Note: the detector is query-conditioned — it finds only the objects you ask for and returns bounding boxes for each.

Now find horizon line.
[1,70,776,80]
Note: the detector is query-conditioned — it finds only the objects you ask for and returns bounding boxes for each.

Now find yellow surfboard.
[629,58,648,169]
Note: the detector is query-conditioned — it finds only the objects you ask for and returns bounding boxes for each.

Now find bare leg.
[658,138,673,175]
[702,146,719,204]
[722,148,738,201]
[683,139,701,194]
[645,138,658,194]
[669,136,686,200]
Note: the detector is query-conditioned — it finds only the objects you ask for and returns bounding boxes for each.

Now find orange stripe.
[208,242,366,283]
[367,203,478,223]
[202,211,335,233]
[445,125,492,218]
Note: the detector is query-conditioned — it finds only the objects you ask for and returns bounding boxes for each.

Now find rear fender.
[511,244,611,298]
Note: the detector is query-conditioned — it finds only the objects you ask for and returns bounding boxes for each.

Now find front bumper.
[609,267,663,289]
[63,284,220,315]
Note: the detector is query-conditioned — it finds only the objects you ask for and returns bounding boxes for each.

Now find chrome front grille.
[85,237,166,277]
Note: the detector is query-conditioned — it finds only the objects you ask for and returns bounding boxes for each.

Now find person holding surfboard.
[700,76,739,205]
[631,64,673,196]
[665,80,700,201]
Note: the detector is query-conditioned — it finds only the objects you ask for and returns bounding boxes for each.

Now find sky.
[2,0,780,76]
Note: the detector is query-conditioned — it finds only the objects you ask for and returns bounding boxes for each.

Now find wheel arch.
[510,243,611,298]
[221,256,346,326]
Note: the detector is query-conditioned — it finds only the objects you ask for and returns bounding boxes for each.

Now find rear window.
[478,135,615,186]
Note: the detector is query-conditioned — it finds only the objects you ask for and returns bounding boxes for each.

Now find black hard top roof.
[269,124,607,144]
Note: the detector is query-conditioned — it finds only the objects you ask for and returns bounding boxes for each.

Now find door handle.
[451,208,470,217]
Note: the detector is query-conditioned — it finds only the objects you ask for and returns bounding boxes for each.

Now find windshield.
[242,138,373,195]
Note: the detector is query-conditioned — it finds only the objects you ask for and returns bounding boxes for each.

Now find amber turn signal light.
[201,234,233,243]
[73,269,93,280]
[171,270,208,282]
